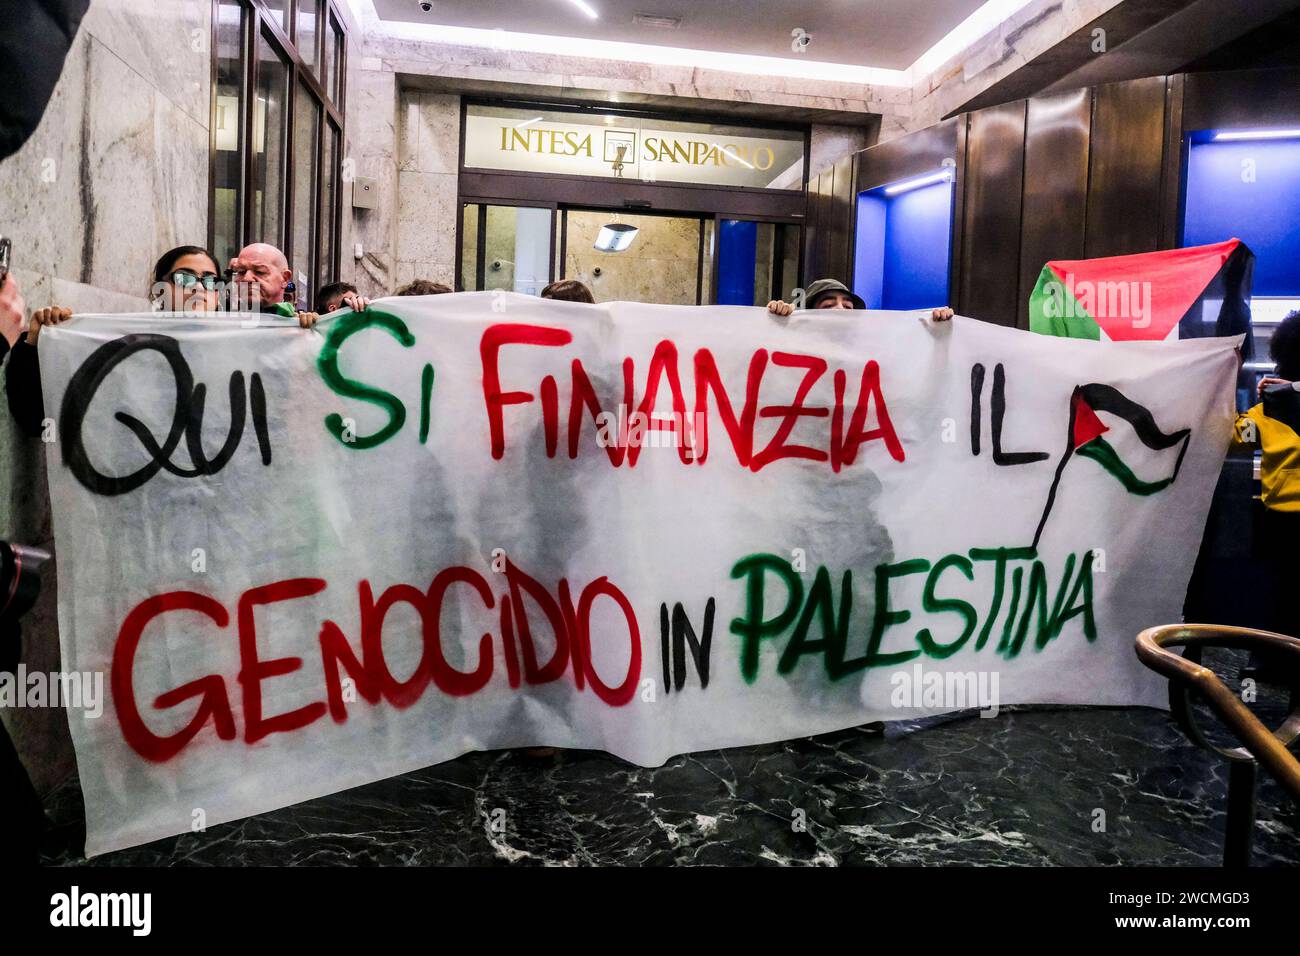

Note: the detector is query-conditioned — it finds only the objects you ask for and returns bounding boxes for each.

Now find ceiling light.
[515,115,544,128]
[882,170,953,196]
[1213,128,1300,142]
[633,13,680,29]
[594,223,638,252]
[567,0,599,19]
[348,0,1030,86]
[358,12,906,85]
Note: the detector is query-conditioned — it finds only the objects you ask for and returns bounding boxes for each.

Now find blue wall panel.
[717,219,758,305]
[853,194,887,309]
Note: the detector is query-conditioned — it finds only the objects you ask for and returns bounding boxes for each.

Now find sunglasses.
[171,271,219,290]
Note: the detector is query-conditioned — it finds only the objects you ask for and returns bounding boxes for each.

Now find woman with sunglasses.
[6,246,319,437]
[149,245,224,312]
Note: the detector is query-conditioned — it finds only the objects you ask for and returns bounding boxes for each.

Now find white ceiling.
[371,0,990,70]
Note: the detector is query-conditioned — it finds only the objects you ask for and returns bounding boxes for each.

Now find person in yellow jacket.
[1235,312,1300,512]
[1233,310,1300,640]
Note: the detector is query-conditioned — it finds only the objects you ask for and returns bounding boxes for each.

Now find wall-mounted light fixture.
[1213,129,1300,142]
[882,170,953,196]
[594,222,638,252]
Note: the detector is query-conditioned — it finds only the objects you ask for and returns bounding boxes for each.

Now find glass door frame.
[706,213,806,307]
[458,198,806,304]
[209,0,348,286]
[456,197,560,293]
[555,205,713,305]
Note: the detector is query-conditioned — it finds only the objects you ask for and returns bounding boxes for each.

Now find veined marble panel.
[809,125,872,179]
[393,259,456,290]
[369,34,888,119]
[80,0,211,128]
[348,69,400,298]
[395,169,457,278]
[416,94,460,176]
[81,38,209,298]
[907,0,1125,134]
[0,31,207,303]
[398,92,459,175]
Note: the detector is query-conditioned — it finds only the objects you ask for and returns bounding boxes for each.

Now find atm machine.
[1180,124,1300,631]
[1183,126,1300,393]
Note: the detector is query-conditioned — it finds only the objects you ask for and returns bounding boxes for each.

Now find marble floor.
[38,704,1300,866]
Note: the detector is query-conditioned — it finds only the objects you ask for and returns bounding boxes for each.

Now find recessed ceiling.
[371,0,989,71]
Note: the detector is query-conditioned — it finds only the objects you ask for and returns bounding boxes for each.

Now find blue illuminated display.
[854,175,954,310]
[1183,131,1300,296]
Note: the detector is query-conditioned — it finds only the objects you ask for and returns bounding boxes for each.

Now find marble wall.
[0,0,212,796]
[1,0,210,311]
[396,91,460,289]
[347,79,461,297]
[347,66,400,297]
[809,124,872,180]
[905,0,1125,138]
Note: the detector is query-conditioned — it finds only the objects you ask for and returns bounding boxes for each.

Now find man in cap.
[767,278,953,321]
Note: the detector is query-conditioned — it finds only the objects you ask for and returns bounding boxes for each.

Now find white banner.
[36,294,1239,856]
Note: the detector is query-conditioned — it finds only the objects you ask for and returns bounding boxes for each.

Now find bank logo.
[603,129,636,176]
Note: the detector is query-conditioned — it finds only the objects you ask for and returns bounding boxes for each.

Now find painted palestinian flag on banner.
[1027,238,1254,344]
[1032,384,1192,548]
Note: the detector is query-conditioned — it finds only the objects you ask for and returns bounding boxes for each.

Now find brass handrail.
[1135,623,1300,803]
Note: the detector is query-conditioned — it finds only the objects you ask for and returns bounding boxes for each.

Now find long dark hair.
[151,245,218,286]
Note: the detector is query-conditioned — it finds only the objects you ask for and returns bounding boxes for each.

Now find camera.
[1,541,50,669]
[418,1,433,12]
[1,541,48,620]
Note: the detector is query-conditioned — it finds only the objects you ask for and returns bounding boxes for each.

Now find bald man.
[229,242,368,326]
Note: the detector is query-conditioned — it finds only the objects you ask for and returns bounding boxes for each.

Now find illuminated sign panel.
[464,104,806,190]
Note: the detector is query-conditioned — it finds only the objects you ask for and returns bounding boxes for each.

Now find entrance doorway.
[459,202,803,306]
[563,210,703,305]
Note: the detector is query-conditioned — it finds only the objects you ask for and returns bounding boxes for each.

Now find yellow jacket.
[1234,387,1300,512]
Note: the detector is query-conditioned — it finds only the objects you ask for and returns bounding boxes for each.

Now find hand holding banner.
[35,294,1240,855]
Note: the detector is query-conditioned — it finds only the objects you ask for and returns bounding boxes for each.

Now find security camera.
[418,1,433,12]
[791,28,812,52]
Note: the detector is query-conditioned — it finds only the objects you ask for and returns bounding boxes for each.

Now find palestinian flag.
[1032,384,1192,548]
[1028,238,1254,345]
